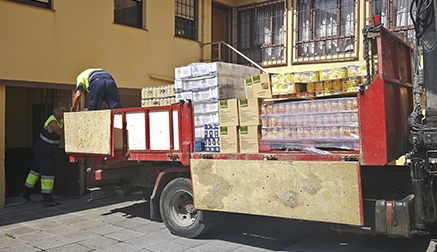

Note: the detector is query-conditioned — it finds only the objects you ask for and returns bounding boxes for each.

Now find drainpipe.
[200,0,205,62]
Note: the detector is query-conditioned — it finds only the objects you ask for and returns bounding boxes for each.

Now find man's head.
[53,103,67,120]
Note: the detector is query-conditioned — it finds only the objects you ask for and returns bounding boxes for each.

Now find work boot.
[42,201,61,207]
[20,192,31,202]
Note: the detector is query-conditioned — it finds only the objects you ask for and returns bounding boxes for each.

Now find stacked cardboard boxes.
[238,98,263,153]
[239,72,272,153]
[174,62,260,152]
[219,99,239,153]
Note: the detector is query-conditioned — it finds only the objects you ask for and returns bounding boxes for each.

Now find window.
[372,0,416,46]
[8,0,51,9]
[175,0,198,40]
[237,1,286,64]
[295,0,357,61]
[114,0,143,28]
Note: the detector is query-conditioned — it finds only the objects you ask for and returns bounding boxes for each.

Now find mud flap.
[375,194,414,237]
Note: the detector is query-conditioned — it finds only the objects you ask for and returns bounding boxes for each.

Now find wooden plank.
[191,159,362,226]
[64,110,112,155]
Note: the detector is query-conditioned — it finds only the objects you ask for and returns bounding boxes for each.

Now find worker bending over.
[72,68,122,111]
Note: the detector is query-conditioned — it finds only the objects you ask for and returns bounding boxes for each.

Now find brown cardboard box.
[238,98,262,126]
[219,126,239,153]
[251,73,273,98]
[219,99,239,126]
[244,77,254,99]
[239,125,261,153]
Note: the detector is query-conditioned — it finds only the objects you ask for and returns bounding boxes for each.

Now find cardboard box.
[219,99,239,126]
[239,125,261,153]
[194,102,219,114]
[194,112,219,127]
[175,91,192,101]
[175,66,192,80]
[250,73,273,98]
[238,98,262,126]
[174,80,183,93]
[190,63,211,77]
[219,126,239,153]
[244,77,254,98]
[192,89,213,102]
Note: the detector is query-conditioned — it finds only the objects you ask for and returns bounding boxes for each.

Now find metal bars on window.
[114,0,143,29]
[175,0,198,40]
[369,0,416,46]
[237,1,286,65]
[295,0,357,63]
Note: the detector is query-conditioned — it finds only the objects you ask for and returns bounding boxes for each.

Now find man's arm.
[72,85,83,111]
[47,120,64,136]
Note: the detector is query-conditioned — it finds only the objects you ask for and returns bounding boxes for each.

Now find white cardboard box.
[175,66,192,80]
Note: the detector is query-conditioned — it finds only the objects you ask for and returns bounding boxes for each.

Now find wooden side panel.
[64,110,112,155]
[191,159,362,226]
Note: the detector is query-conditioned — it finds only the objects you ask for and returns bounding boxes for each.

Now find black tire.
[160,177,217,238]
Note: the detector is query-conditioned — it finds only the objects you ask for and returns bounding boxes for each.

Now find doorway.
[212,2,231,62]
[4,87,79,198]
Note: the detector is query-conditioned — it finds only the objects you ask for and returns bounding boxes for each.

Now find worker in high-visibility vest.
[72,68,122,111]
[20,103,67,207]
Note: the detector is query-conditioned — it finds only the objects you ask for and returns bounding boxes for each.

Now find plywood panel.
[64,110,112,155]
[191,159,362,226]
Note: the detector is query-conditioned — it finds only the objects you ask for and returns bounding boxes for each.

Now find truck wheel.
[160,177,214,238]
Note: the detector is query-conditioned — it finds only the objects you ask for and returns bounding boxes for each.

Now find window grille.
[175,0,198,40]
[237,1,286,65]
[295,0,357,63]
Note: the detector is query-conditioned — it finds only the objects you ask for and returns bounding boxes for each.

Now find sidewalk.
[0,194,177,252]
[0,193,435,252]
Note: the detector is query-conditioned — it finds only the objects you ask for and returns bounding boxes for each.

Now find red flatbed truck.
[64,27,432,238]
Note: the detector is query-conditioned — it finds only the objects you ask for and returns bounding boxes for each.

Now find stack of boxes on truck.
[270,63,375,99]
[141,84,176,107]
[218,73,272,153]
[258,97,360,152]
[174,62,260,152]
[172,62,374,154]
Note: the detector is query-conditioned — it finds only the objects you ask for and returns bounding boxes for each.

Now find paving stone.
[46,243,94,252]
[77,234,119,249]
[126,229,175,247]
[147,240,191,252]
[0,235,22,248]
[44,225,81,236]
[59,230,99,243]
[26,219,64,230]
[173,236,210,248]
[2,212,42,223]
[55,215,93,225]
[15,230,56,243]
[1,225,37,236]
[112,218,148,229]
[131,223,167,234]
[86,224,124,235]
[194,239,243,252]
[99,241,144,252]
[29,235,75,250]
[104,229,145,241]
[0,242,40,252]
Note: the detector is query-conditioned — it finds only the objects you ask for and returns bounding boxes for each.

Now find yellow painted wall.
[0,0,207,88]
[0,86,5,208]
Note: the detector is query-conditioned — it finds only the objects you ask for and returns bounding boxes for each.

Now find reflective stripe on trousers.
[24,170,40,188]
[41,175,55,194]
